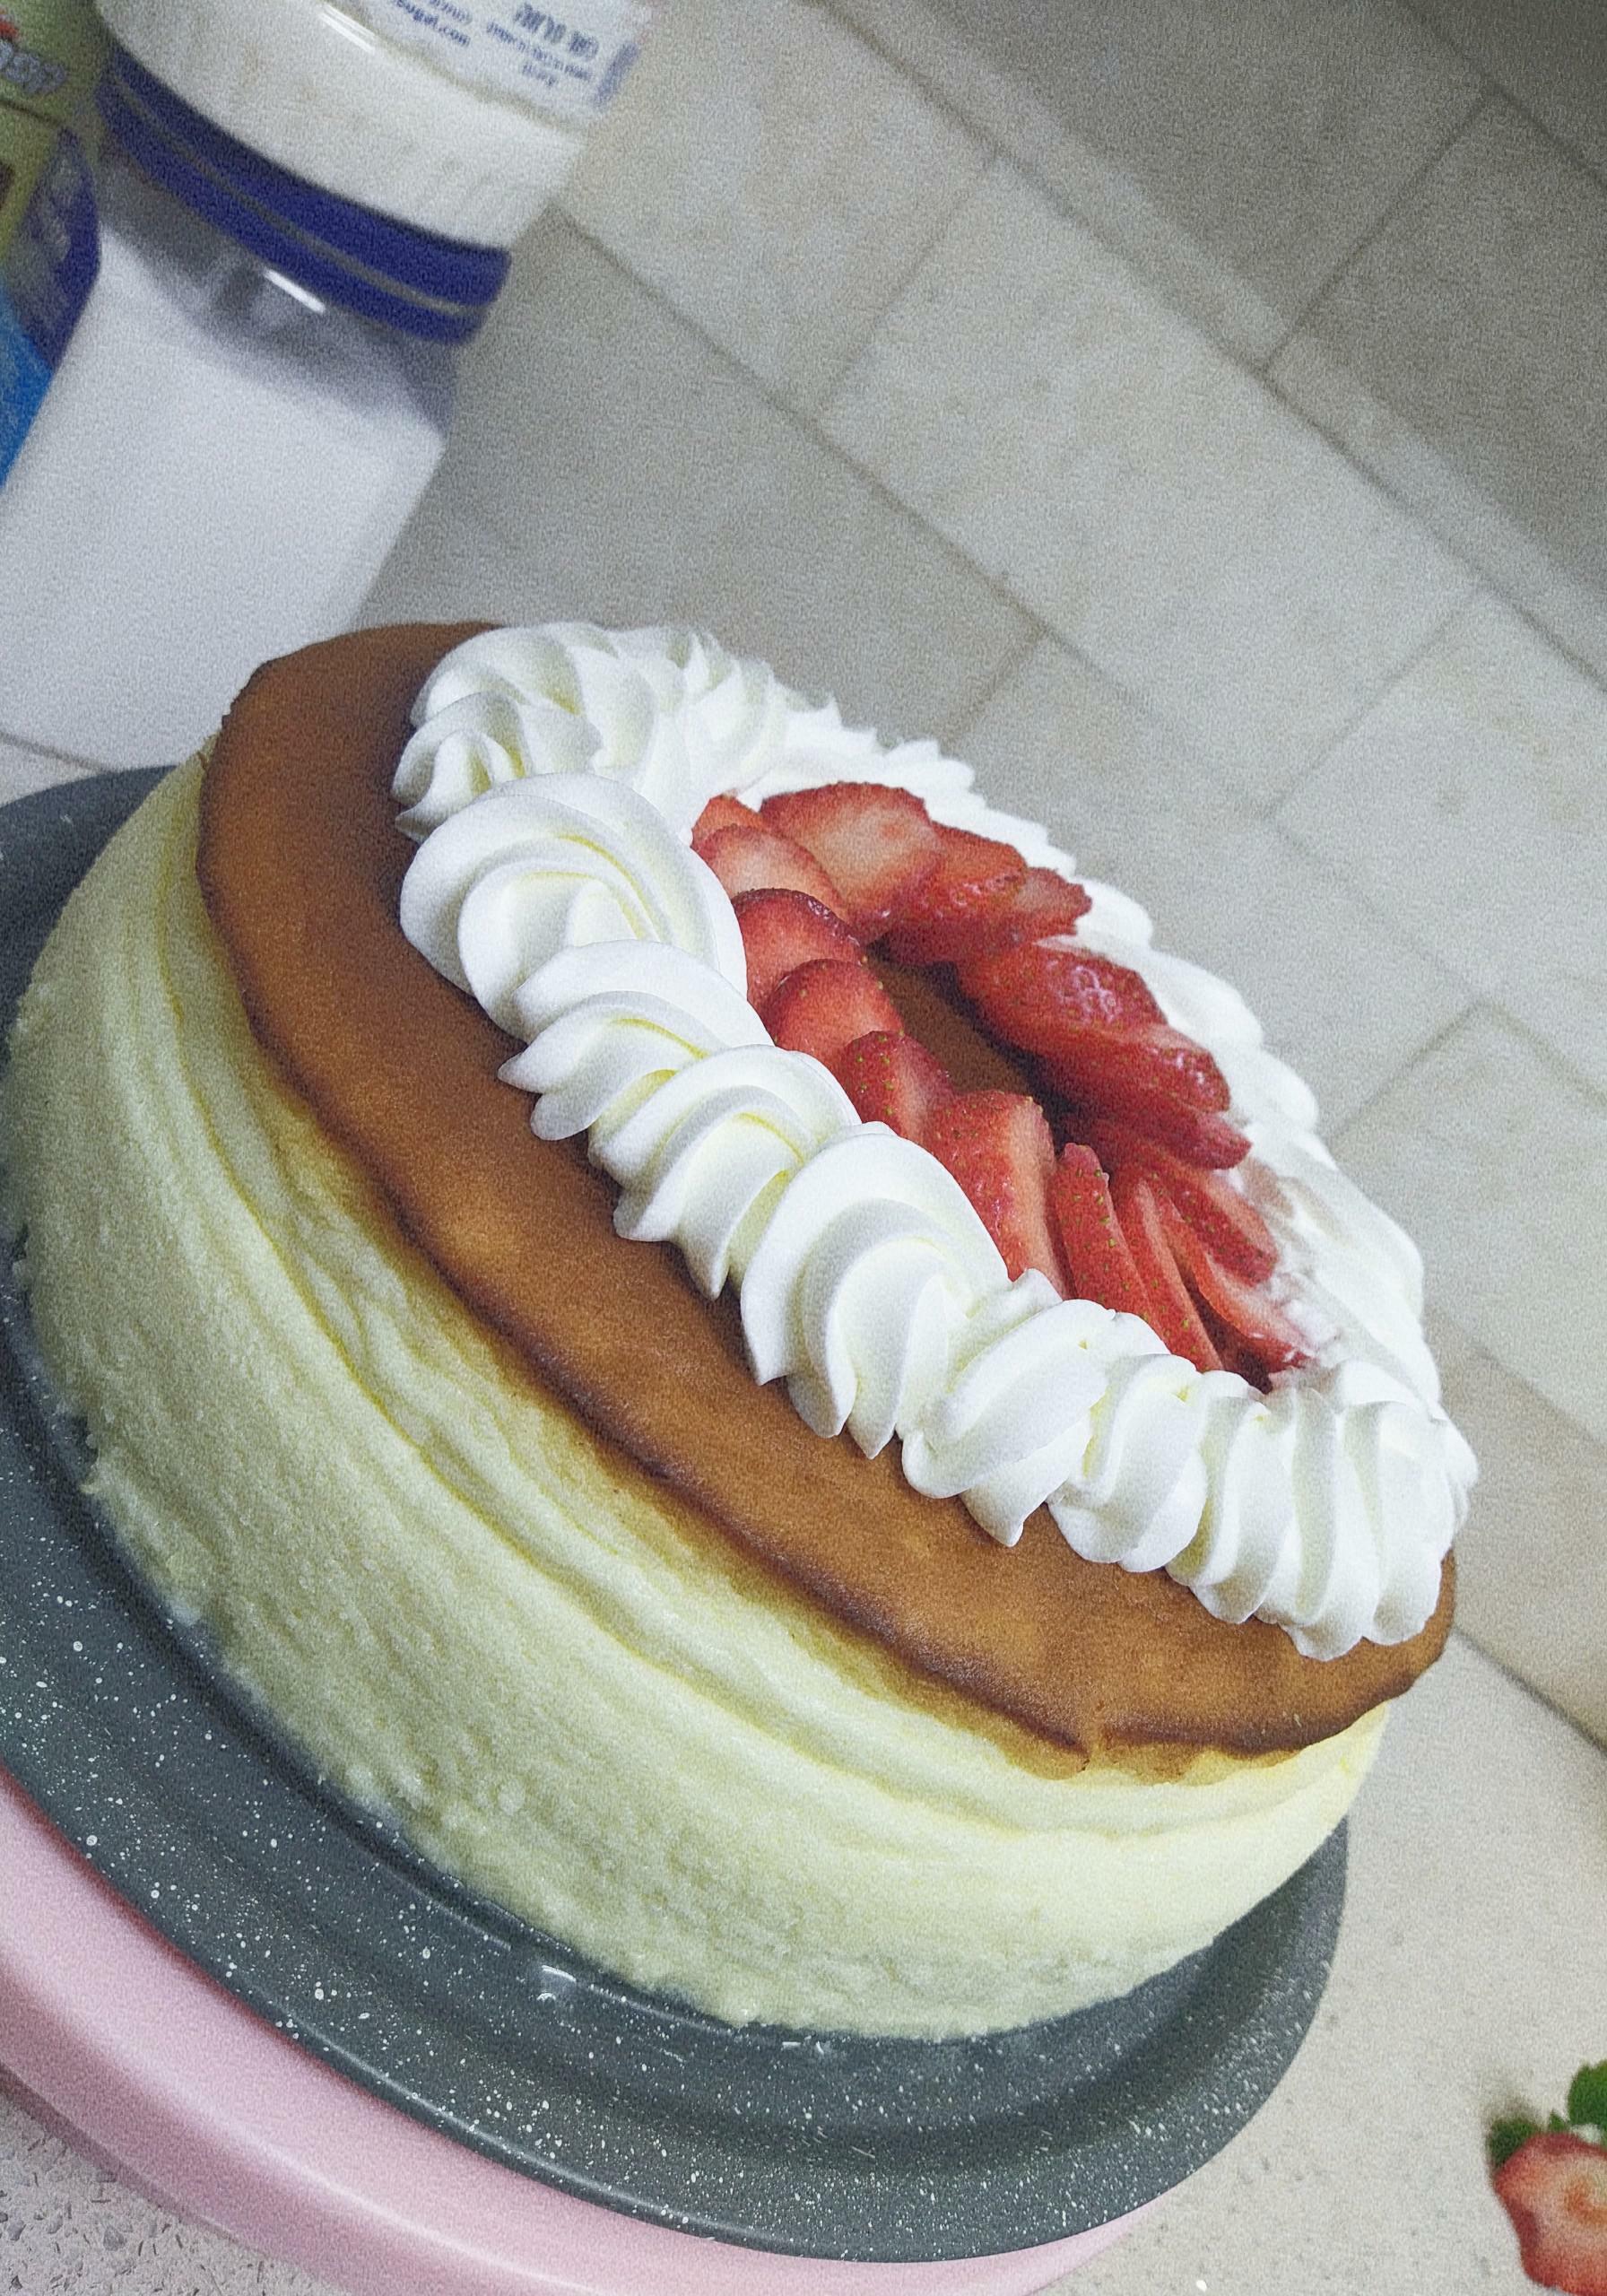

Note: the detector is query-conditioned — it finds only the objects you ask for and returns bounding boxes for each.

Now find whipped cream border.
[388,622,1475,1660]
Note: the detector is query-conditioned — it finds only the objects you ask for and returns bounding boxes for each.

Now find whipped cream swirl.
[393,622,1474,1659]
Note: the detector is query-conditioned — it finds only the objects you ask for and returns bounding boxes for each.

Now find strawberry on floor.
[1493,2134,1607,2296]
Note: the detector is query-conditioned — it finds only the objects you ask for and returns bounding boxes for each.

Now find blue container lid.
[99,46,510,343]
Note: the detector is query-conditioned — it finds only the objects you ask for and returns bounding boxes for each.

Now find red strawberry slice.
[733,888,864,1013]
[1079,1117,1278,1280]
[694,821,847,915]
[1038,1024,1249,1169]
[760,784,941,942]
[692,792,759,842]
[1108,1170,1221,1371]
[1156,1196,1307,1377]
[761,959,904,1071]
[833,1031,954,1140]
[882,825,1028,965]
[1053,1081,1250,1170]
[1036,1021,1229,1111]
[1493,2133,1607,2296]
[948,867,1092,956]
[1048,1145,1153,1322]
[923,1091,1066,1291]
[958,941,1165,1049]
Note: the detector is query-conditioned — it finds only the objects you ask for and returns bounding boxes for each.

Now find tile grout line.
[1334,993,1607,1152]
[1439,1327,1607,1501]
[1262,805,1478,1014]
[557,46,1604,849]
[934,614,1050,751]
[786,141,1507,778]
[480,207,1605,1039]
[1328,998,1495,1152]
[565,62,1532,755]
[813,0,1291,375]
[1258,587,1484,823]
[787,30,995,422]
[0,733,105,778]
[1396,0,1607,203]
[1255,351,1607,699]
[1501,592,1607,704]
[1256,84,1497,372]
[549,211,1047,677]
[826,0,1607,703]
[1264,813,1504,1110]
[1448,1628,1607,1761]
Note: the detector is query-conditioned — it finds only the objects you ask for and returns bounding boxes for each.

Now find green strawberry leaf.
[1489,2115,1542,2168]
[1567,2061,1607,2134]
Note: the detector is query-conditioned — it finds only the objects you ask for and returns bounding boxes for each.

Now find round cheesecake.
[0,623,1471,2037]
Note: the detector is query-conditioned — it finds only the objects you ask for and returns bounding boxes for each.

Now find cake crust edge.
[196,623,1454,1757]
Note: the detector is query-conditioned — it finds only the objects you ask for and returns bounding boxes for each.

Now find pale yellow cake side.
[1,760,1382,2035]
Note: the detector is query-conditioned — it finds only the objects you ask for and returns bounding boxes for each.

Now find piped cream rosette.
[393,623,1475,1663]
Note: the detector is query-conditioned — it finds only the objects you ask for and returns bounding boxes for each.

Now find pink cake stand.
[0,1770,1145,2295]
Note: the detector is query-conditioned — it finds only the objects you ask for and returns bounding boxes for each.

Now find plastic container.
[0,0,668,768]
[96,0,664,246]
[0,48,505,767]
[0,1,109,483]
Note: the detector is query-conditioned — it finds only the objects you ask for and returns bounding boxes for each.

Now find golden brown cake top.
[197,623,1454,1756]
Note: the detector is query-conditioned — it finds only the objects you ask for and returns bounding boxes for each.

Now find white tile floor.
[3,1,1604,2281]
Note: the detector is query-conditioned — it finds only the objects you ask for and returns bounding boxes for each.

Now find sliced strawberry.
[759,784,941,942]
[1034,1021,1229,1111]
[958,940,1165,1049]
[882,825,1028,965]
[733,888,864,1013]
[1199,1323,1277,1388]
[951,867,1092,955]
[1157,1197,1307,1377]
[693,821,847,915]
[692,792,759,842]
[761,959,904,1071]
[1052,1076,1250,1170]
[1049,1144,1153,1322]
[1108,1170,1221,1370]
[923,1091,1065,1291]
[1037,1022,1248,1169]
[1493,2133,1607,2296]
[833,1031,954,1140]
[1079,1117,1278,1279]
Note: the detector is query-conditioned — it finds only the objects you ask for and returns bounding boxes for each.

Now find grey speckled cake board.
[0,774,1345,2265]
